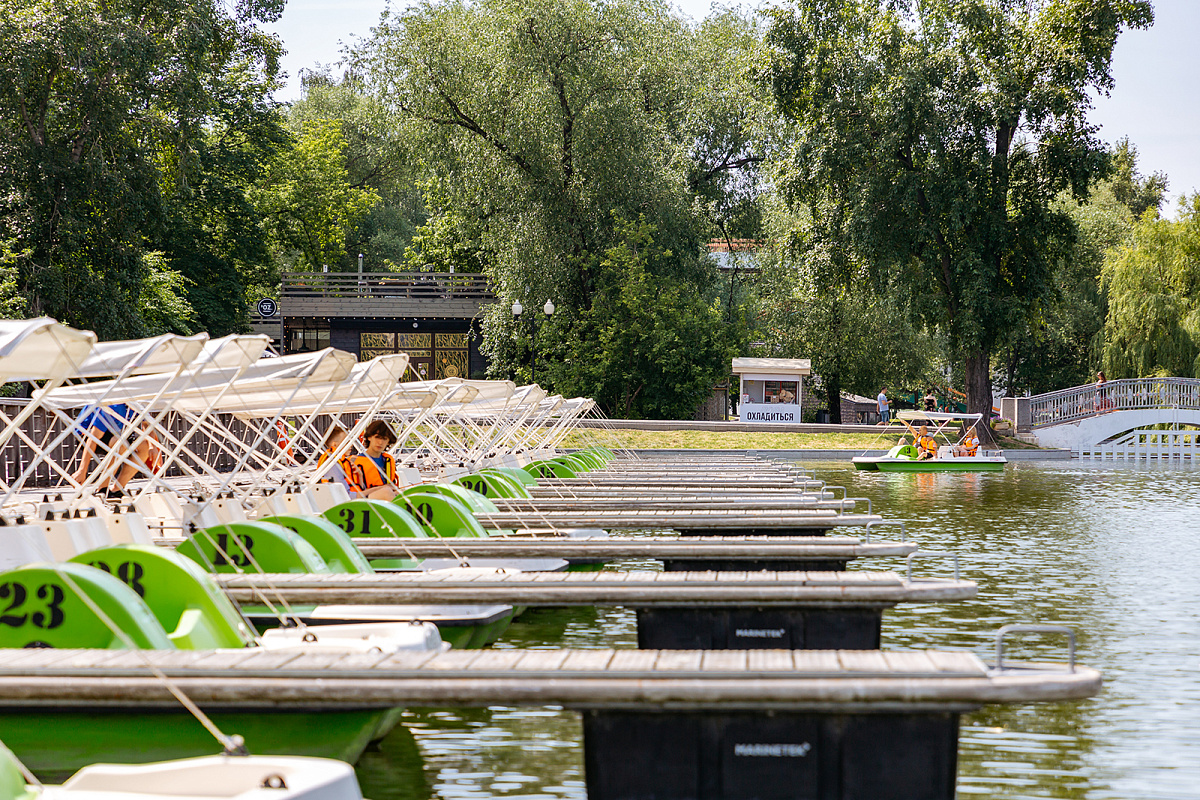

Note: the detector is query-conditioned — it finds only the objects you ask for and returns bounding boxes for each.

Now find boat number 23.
[0,582,66,629]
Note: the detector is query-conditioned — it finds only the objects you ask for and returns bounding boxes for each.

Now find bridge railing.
[1030,377,1200,429]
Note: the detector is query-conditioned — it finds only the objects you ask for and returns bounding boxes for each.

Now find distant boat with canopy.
[853,411,1007,472]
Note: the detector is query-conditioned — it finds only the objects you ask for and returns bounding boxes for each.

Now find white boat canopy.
[0,318,96,381]
[896,410,983,422]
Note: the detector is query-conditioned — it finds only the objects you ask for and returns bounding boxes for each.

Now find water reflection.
[354,461,1200,799]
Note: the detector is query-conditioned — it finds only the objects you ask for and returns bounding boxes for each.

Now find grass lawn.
[562,427,1043,451]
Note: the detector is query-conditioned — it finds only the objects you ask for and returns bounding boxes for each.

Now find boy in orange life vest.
[916,425,938,460]
[342,419,399,501]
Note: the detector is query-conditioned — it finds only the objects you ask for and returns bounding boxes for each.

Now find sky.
[266,0,1200,211]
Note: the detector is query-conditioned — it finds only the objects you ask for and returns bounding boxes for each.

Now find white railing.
[1029,377,1200,429]
[1078,428,1200,461]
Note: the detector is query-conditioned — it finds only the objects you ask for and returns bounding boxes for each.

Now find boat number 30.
[0,582,66,629]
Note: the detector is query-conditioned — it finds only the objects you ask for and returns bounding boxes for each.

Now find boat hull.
[859,457,1006,473]
[1,708,391,780]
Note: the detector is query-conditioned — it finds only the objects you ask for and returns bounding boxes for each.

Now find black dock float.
[636,607,882,650]
[583,709,957,800]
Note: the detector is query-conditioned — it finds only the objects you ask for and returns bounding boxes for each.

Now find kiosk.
[732,357,810,423]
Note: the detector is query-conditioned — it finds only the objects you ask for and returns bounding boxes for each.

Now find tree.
[0,0,286,338]
[290,71,427,270]
[355,0,753,414]
[1101,194,1200,378]
[255,120,380,271]
[539,217,743,418]
[765,0,1153,439]
[754,200,934,422]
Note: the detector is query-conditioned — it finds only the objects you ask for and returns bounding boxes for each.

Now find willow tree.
[1101,195,1200,378]
[765,0,1152,438]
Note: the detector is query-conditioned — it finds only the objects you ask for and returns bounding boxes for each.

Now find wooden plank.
[420,650,485,671]
[701,651,748,672]
[512,650,570,671]
[559,649,614,671]
[653,650,703,672]
[466,650,528,671]
[880,651,941,674]
[792,650,843,673]
[837,651,892,673]
[925,650,989,675]
[607,650,661,672]
[747,650,796,672]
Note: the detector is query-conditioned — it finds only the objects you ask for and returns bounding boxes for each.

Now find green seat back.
[177,522,330,574]
[71,545,255,649]
[260,515,373,574]
[405,483,499,515]
[487,467,538,488]
[324,499,429,539]
[0,562,173,650]
[553,454,592,474]
[887,444,921,459]
[524,460,577,479]
[397,492,488,537]
[455,472,529,499]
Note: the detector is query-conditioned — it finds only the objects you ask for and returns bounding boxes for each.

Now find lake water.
[356,460,1200,800]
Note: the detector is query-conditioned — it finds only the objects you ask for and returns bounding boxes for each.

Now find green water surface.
[356,460,1200,800]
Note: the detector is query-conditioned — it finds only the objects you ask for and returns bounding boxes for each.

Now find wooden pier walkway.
[476,510,880,534]
[214,570,974,607]
[0,647,1100,710]
[352,535,913,561]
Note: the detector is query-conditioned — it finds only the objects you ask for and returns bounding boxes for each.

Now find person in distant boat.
[71,403,151,497]
[343,419,399,501]
[955,425,980,457]
[916,425,938,460]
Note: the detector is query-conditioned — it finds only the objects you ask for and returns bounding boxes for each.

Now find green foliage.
[0,0,285,339]
[356,0,759,409]
[289,72,426,270]
[528,217,744,418]
[754,199,935,420]
[1102,195,1200,378]
[764,0,1153,426]
[255,120,380,271]
[1109,137,1168,218]
[137,252,197,336]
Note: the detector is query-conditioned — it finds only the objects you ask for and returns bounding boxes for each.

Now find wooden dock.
[214,570,974,607]
[351,535,913,562]
[0,647,1100,710]
[476,510,880,533]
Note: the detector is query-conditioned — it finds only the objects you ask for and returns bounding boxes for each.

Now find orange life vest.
[343,452,397,493]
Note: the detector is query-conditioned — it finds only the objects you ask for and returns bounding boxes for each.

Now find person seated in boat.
[342,419,399,501]
[955,425,980,457]
[71,403,152,498]
[916,425,938,460]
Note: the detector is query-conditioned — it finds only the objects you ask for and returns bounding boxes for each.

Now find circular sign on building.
[257,298,278,318]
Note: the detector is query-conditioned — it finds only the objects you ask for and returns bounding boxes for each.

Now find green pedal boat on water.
[853,411,1008,472]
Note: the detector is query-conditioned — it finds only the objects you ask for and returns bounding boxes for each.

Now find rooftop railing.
[281,271,493,301]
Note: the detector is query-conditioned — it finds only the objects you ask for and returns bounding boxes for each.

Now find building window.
[359,331,467,380]
[287,324,329,353]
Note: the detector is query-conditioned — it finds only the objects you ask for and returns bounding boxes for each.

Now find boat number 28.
[0,582,66,629]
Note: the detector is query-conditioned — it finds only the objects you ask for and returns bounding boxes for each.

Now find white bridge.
[1002,378,1200,460]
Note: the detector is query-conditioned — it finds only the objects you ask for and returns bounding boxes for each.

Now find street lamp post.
[511,299,554,384]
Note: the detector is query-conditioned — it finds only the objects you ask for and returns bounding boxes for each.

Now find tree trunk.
[965,350,995,445]
[825,373,842,424]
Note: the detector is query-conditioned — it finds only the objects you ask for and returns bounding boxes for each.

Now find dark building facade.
[251,271,494,380]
